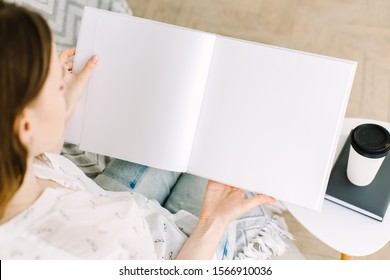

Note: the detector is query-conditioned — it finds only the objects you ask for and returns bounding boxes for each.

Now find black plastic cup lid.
[351,123,390,158]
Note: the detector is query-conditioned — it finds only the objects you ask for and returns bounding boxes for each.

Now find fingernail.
[92,55,99,63]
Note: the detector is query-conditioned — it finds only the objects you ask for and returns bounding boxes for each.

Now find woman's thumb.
[78,55,99,82]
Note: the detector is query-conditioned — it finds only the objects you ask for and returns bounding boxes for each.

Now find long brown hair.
[0,1,52,218]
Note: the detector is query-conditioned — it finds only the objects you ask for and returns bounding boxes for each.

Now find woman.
[0,1,277,259]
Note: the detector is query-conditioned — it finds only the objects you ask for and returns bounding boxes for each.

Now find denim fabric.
[163,173,207,217]
[94,158,180,205]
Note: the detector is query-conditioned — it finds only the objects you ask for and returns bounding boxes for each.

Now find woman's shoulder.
[43,153,86,174]
[33,153,105,194]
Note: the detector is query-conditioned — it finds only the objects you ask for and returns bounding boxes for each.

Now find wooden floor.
[126,0,390,259]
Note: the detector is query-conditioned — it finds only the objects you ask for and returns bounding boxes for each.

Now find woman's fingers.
[59,48,76,63]
[65,61,73,71]
[244,194,276,212]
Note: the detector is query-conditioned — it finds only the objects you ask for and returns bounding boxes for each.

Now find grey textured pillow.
[6,0,132,51]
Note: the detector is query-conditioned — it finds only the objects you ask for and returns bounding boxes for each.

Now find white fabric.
[0,153,197,260]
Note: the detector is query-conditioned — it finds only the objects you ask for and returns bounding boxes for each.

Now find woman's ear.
[16,109,34,147]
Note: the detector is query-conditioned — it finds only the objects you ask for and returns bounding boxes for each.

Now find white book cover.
[67,7,357,210]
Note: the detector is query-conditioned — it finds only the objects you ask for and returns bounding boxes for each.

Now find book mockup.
[66,7,357,210]
[325,133,390,221]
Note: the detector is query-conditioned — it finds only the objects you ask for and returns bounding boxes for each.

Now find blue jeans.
[94,158,180,205]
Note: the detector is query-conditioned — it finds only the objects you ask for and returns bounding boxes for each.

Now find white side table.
[284,118,390,259]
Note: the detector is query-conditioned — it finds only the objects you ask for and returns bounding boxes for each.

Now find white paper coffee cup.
[347,123,390,186]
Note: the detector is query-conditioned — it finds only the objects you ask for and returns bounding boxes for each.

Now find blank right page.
[188,36,357,210]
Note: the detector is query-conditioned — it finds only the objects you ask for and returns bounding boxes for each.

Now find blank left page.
[73,8,216,171]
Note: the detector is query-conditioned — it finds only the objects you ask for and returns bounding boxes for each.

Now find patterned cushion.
[6,0,132,51]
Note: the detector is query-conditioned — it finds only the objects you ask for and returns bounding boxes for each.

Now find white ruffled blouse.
[0,153,198,260]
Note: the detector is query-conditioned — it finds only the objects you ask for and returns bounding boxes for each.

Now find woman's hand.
[176,181,275,259]
[59,48,99,120]
[199,180,275,227]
